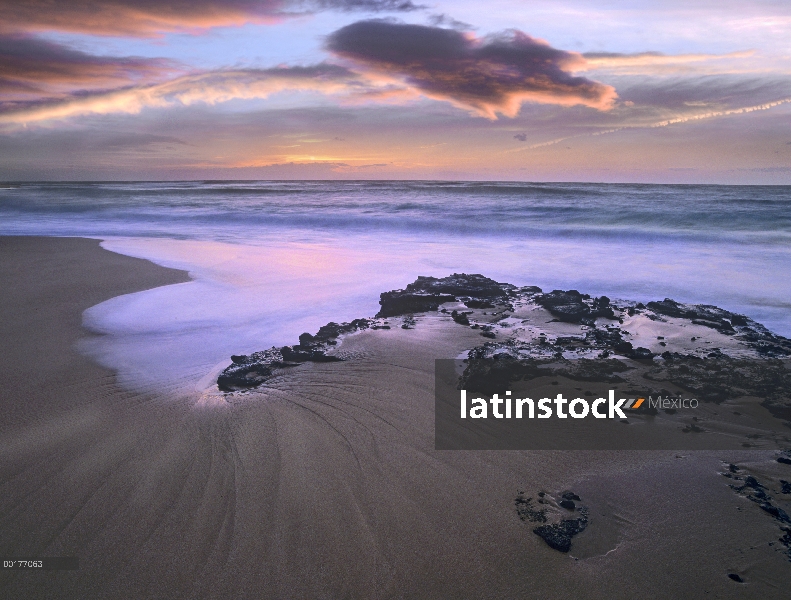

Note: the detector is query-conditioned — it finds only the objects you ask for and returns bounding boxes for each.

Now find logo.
[458,390,695,420]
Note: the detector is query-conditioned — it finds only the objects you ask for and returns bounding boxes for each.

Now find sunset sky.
[1,0,790,182]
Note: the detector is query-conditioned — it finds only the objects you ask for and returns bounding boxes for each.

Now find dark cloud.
[326,20,616,118]
[513,133,527,141]
[427,13,474,31]
[0,34,176,101]
[305,0,422,12]
[0,0,421,37]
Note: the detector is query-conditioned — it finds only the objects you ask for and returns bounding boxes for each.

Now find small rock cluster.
[515,490,588,553]
[721,457,791,562]
[217,318,374,392]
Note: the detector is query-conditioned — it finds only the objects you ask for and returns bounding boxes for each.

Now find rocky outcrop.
[516,490,589,553]
[217,318,372,391]
[376,273,514,318]
[534,290,615,324]
[533,514,589,553]
[647,299,791,356]
[218,273,791,394]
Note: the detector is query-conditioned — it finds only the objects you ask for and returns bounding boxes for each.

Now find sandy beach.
[2,236,791,599]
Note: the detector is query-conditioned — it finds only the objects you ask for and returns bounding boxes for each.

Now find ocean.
[2,181,789,394]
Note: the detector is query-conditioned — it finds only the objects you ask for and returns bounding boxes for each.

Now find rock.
[451,310,471,325]
[520,286,543,295]
[562,492,582,501]
[646,299,791,356]
[217,319,374,391]
[647,298,697,319]
[534,290,590,323]
[559,499,576,510]
[376,291,457,318]
[727,573,744,583]
[515,492,547,523]
[533,512,589,553]
[629,347,655,360]
[376,273,513,318]
[465,299,495,309]
[280,345,342,362]
[217,348,287,392]
[220,275,791,395]
[778,457,791,465]
[759,503,791,523]
[592,295,615,319]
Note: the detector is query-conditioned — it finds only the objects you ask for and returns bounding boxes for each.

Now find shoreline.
[2,236,790,598]
[0,236,191,429]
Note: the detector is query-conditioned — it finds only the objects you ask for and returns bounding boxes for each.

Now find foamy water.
[1,181,789,393]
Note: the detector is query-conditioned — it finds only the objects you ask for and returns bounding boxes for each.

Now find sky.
[1,0,790,182]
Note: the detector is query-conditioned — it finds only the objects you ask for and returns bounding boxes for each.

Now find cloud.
[0,34,177,102]
[0,0,421,37]
[513,133,526,141]
[427,13,474,31]
[582,50,755,68]
[97,133,187,149]
[305,1,422,12]
[325,20,616,118]
[509,96,791,152]
[0,63,362,125]
[579,50,758,76]
[616,76,791,111]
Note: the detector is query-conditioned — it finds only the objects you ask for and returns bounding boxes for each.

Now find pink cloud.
[326,20,617,118]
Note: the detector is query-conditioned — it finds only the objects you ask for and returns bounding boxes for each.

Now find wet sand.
[1,236,789,598]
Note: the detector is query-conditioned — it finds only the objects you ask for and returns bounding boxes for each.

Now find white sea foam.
[1,181,789,393]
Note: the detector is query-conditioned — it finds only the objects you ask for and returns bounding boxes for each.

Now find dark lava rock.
[782,480,791,494]
[778,457,791,465]
[217,359,277,392]
[647,298,698,319]
[743,475,762,489]
[533,511,589,553]
[520,285,543,295]
[647,298,791,356]
[759,503,791,523]
[535,290,615,324]
[377,273,513,318]
[592,295,615,319]
[451,310,471,325]
[376,291,456,318]
[643,356,791,407]
[515,492,548,523]
[459,355,629,395]
[727,573,744,583]
[217,318,372,391]
[559,499,576,510]
[562,491,582,502]
[629,347,655,360]
[465,299,495,309]
[280,346,342,363]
